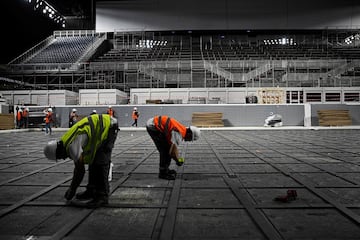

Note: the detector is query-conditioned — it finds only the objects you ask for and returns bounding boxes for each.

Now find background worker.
[22,107,29,128]
[43,114,119,208]
[44,107,53,135]
[131,107,139,127]
[106,105,116,118]
[146,115,201,180]
[16,108,23,129]
[69,108,78,128]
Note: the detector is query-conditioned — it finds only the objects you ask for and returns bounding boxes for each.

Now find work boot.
[168,169,177,175]
[75,190,95,201]
[85,196,109,208]
[158,171,175,180]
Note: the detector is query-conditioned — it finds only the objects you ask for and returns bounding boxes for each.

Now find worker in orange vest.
[16,108,23,129]
[22,107,29,128]
[106,106,116,118]
[146,115,201,180]
[44,108,53,135]
[131,107,139,127]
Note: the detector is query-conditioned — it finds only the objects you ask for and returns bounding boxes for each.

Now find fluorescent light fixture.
[263,37,296,45]
[25,0,66,28]
[137,40,168,48]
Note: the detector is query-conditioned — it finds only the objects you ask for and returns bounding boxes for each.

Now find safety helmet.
[189,126,201,141]
[92,109,97,113]
[72,108,77,112]
[108,105,112,108]
[134,107,137,110]
[44,140,58,160]
[48,108,53,112]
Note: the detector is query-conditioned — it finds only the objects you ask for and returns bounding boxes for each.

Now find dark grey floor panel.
[1,129,360,240]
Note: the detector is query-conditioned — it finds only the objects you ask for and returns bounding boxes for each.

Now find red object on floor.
[274,189,298,203]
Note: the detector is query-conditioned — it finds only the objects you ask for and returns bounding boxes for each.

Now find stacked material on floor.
[0,114,14,130]
[317,109,352,126]
[192,112,224,127]
[146,99,162,104]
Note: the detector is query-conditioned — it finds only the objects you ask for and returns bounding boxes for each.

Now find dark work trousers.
[86,127,118,199]
[132,119,138,127]
[146,126,171,173]
[87,148,111,199]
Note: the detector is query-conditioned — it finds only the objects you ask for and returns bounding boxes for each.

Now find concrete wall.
[55,104,305,128]
[20,103,360,128]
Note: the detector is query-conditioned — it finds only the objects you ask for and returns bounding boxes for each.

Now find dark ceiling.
[46,0,92,17]
[46,0,129,17]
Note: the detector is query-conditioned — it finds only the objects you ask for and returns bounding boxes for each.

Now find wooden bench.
[191,112,224,128]
[317,110,352,126]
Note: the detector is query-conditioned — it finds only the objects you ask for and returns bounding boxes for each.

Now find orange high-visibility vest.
[132,110,138,120]
[107,108,114,117]
[22,110,29,118]
[45,112,52,124]
[17,111,22,121]
[153,115,187,144]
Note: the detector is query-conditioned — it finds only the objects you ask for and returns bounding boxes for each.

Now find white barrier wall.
[0,90,78,106]
[79,89,128,105]
[130,87,360,104]
[51,103,360,128]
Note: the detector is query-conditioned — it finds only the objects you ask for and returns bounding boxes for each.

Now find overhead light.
[137,39,168,49]
[25,0,66,27]
[263,37,296,46]
[345,33,360,45]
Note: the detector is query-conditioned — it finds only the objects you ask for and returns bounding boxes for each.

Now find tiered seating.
[26,36,97,64]
[92,34,360,63]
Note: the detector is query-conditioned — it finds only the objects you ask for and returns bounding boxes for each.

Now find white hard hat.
[48,108,53,112]
[134,107,137,110]
[92,109,97,113]
[72,108,77,112]
[108,105,112,108]
[44,140,58,160]
[189,126,201,141]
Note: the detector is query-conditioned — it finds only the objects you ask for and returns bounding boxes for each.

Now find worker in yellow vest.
[44,114,119,208]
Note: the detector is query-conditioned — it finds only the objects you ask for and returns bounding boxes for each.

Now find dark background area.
[0,0,93,64]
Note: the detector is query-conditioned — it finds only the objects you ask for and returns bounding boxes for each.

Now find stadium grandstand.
[1,0,360,95]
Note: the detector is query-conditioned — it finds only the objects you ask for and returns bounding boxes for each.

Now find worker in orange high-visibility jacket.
[16,109,23,128]
[131,107,139,127]
[146,115,200,180]
[44,108,53,135]
[22,107,29,128]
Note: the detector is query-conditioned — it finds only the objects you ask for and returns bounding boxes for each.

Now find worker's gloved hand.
[64,187,76,200]
[176,157,184,166]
